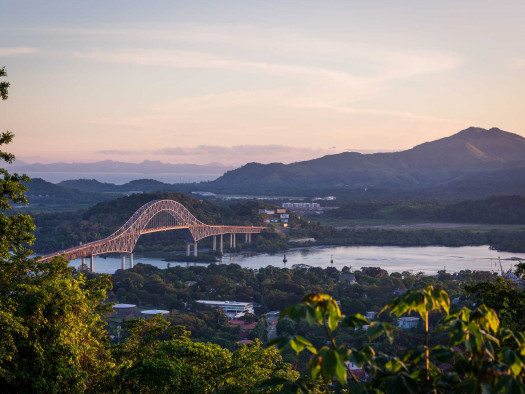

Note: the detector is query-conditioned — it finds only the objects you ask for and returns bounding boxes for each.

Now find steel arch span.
[39,199,265,262]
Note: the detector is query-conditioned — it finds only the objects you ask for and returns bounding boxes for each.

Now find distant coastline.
[19,171,223,185]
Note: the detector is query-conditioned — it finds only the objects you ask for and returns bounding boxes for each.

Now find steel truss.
[39,199,265,262]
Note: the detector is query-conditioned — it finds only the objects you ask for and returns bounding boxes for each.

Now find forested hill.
[207,127,525,195]
[31,192,289,254]
[323,195,525,224]
[57,178,183,193]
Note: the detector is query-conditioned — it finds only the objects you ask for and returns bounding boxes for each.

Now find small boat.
[283,254,287,263]
[330,254,334,264]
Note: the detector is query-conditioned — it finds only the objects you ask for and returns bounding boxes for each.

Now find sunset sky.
[1,0,525,166]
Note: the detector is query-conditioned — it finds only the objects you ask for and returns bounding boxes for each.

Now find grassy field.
[313,216,525,232]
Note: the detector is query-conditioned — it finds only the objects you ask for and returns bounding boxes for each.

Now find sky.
[1,0,525,166]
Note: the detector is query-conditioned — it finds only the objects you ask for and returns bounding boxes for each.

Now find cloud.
[154,144,331,157]
[506,57,525,70]
[0,47,38,56]
[97,149,137,155]
[75,48,366,87]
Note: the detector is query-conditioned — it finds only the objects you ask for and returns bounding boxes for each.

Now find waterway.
[69,245,525,275]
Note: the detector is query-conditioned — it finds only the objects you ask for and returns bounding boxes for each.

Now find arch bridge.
[39,199,265,271]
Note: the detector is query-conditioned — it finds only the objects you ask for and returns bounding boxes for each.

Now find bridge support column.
[220,234,223,254]
[213,236,216,251]
[130,253,134,269]
[121,254,126,271]
[186,243,191,256]
[90,255,94,273]
[245,233,248,243]
[233,234,236,249]
[82,257,86,271]
[230,233,233,247]
[193,242,198,257]
[248,233,252,243]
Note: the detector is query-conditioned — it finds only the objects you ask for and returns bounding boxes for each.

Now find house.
[229,319,257,332]
[140,309,170,318]
[339,273,357,284]
[112,303,137,317]
[398,317,420,329]
[365,311,377,320]
[196,300,255,318]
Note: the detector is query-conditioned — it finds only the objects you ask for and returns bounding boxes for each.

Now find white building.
[365,311,377,320]
[196,300,254,318]
[140,309,170,318]
[398,317,420,329]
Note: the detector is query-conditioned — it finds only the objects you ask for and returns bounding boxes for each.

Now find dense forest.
[30,192,525,255]
[323,195,525,224]
[31,192,306,254]
[105,262,496,352]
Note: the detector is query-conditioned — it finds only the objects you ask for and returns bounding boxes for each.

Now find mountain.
[22,178,116,206]
[9,159,234,175]
[57,179,181,193]
[207,127,525,196]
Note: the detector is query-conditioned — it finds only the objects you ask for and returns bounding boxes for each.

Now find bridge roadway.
[39,199,265,272]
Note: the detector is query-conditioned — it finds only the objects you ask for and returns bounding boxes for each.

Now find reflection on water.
[69,245,525,275]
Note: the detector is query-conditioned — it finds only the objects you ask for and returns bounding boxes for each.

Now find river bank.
[69,245,525,275]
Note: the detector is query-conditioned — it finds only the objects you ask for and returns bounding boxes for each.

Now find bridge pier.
[90,255,94,273]
[82,257,86,271]
[38,200,265,265]
[193,242,198,257]
[245,233,248,243]
[248,233,252,243]
[130,253,134,269]
[186,242,191,256]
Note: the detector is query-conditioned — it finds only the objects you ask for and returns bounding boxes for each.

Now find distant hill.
[57,179,181,194]
[22,178,115,206]
[9,159,234,175]
[206,127,525,197]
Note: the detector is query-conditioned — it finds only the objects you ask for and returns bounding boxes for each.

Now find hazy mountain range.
[20,127,525,204]
[205,127,525,197]
[9,160,235,174]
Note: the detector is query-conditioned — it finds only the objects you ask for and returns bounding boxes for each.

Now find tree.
[111,316,299,393]
[0,67,115,392]
[267,288,525,392]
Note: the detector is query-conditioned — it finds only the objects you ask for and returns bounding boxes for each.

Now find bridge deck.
[40,200,269,263]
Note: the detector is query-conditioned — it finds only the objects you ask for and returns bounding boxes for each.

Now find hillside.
[31,192,301,254]
[58,178,180,193]
[323,195,525,224]
[22,178,115,206]
[207,127,525,196]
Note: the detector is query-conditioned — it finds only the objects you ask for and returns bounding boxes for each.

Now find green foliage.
[308,225,525,253]
[0,67,9,100]
[324,196,525,225]
[465,269,525,331]
[110,317,299,393]
[0,70,115,392]
[267,287,525,392]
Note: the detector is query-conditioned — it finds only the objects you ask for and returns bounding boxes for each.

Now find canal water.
[69,245,524,275]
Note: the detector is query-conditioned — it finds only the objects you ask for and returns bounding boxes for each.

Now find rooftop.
[196,300,253,307]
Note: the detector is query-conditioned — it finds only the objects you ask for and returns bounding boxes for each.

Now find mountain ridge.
[9,159,235,174]
[208,127,525,194]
